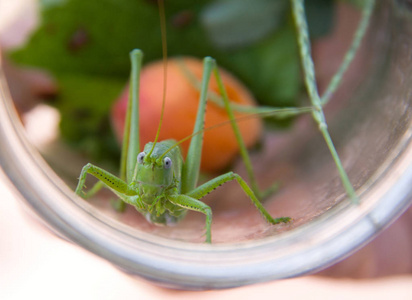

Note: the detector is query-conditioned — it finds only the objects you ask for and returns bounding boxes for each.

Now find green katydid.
[74,0,295,243]
[75,0,375,243]
[75,50,297,243]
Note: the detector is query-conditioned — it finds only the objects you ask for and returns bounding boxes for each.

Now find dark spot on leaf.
[73,108,92,120]
[68,27,90,53]
[45,22,57,35]
[171,10,194,29]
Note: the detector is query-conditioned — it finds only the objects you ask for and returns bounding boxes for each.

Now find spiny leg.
[178,58,311,201]
[212,63,280,200]
[78,175,127,212]
[187,171,291,225]
[291,0,358,203]
[176,58,314,117]
[320,0,375,105]
[83,181,104,199]
[169,194,212,243]
[181,56,215,194]
[124,50,143,183]
[79,50,144,212]
[114,49,143,210]
[118,49,143,210]
[76,163,134,199]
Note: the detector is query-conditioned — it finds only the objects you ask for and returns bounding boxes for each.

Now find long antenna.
[147,0,168,157]
[158,105,314,160]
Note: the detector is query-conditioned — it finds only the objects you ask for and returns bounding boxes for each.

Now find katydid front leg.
[75,163,141,208]
[169,194,213,243]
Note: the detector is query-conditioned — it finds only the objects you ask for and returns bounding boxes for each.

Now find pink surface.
[1,176,412,299]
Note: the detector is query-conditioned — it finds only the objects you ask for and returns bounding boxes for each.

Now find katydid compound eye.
[163,157,172,169]
[137,152,145,164]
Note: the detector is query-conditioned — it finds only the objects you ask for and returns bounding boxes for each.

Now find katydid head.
[133,140,181,195]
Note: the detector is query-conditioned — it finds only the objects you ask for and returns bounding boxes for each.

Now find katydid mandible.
[75,50,291,243]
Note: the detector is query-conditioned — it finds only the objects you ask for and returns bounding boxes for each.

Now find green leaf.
[10,0,339,162]
[11,0,162,77]
[56,74,124,162]
[200,0,288,49]
[222,22,301,107]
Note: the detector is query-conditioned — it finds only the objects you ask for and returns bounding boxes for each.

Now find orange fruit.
[111,57,262,173]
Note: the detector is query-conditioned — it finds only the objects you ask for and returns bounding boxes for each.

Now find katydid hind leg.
[187,171,290,226]
[181,57,216,194]
[123,49,143,184]
[176,58,314,118]
[212,64,280,201]
[107,49,143,211]
[291,0,359,204]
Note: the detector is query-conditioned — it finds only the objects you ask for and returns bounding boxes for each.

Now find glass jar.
[1,0,412,289]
